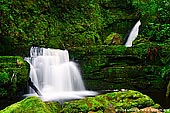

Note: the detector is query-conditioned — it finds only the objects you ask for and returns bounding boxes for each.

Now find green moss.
[0,96,61,113]
[68,43,155,60]
[62,90,158,112]
[104,32,122,45]
[45,102,61,113]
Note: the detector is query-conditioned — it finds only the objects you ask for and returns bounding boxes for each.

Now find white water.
[125,20,141,47]
[25,47,97,102]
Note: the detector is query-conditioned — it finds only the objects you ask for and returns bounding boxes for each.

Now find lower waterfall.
[25,47,97,102]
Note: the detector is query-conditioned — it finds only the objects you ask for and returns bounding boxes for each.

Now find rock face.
[68,42,168,91]
[0,90,159,113]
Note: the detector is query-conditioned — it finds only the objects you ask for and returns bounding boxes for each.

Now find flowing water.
[25,47,97,102]
[124,20,141,47]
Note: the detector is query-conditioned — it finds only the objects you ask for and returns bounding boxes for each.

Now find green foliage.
[52,0,104,47]
[0,88,8,97]
[144,23,170,42]
[161,66,170,78]
[160,46,170,78]
[165,109,170,113]
[0,0,63,55]
[1,0,138,55]
[131,0,170,42]
[0,72,10,85]
[1,0,169,55]
[0,56,29,98]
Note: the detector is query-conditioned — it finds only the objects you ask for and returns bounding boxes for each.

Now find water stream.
[124,20,141,47]
[25,47,97,102]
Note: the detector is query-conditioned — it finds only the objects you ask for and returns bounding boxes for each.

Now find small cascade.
[25,47,97,101]
[124,20,141,47]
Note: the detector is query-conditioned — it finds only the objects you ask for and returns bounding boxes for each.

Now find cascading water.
[124,20,141,47]
[25,47,97,102]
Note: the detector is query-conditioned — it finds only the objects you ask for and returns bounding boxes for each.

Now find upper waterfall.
[124,20,141,47]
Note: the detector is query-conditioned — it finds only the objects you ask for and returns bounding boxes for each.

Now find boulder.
[0,90,161,113]
[0,96,61,113]
[62,90,159,113]
[104,32,122,45]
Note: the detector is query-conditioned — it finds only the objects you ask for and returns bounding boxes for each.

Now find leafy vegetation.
[0,0,169,110]
[1,0,169,56]
[131,0,170,42]
[0,72,9,85]
[1,0,138,56]
[0,56,29,98]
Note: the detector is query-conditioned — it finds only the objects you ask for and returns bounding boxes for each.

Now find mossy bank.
[1,90,167,113]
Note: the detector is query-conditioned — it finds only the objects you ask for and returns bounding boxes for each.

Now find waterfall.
[25,47,97,101]
[124,20,141,47]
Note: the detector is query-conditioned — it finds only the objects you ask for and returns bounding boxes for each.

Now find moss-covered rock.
[0,90,160,113]
[62,90,159,113]
[68,42,164,78]
[0,96,61,113]
[67,42,168,91]
[104,32,122,45]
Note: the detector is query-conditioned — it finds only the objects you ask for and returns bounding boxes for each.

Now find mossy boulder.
[104,32,122,45]
[0,96,61,113]
[62,90,159,113]
[0,90,161,113]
